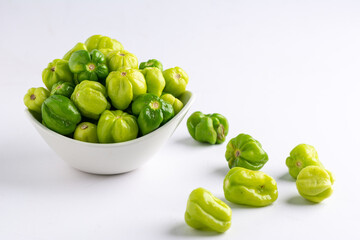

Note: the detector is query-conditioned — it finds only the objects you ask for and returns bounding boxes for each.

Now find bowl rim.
[25,91,195,148]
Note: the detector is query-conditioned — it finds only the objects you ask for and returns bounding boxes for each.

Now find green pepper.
[71,80,110,120]
[107,50,138,71]
[296,166,334,203]
[139,59,163,71]
[163,67,189,97]
[106,69,147,110]
[41,95,81,135]
[132,93,174,135]
[97,110,138,143]
[185,188,232,233]
[85,34,123,52]
[74,122,98,143]
[225,133,268,170]
[286,144,323,179]
[223,167,278,207]
[63,42,87,61]
[24,87,50,113]
[42,59,73,90]
[186,111,228,145]
[68,49,109,83]
[141,67,165,97]
[160,93,183,115]
[50,81,75,98]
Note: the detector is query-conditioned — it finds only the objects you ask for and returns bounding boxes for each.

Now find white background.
[1,0,360,239]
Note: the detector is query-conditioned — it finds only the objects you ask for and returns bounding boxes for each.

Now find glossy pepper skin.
[161,93,183,115]
[63,42,87,61]
[68,49,109,83]
[85,34,124,53]
[42,59,73,90]
[107,50,138,71]
[223,167,278,207]
[225,134,268,170]
[139,59,163,71]
[24,87,50,114]
[286,144,323,179]
[50,81,75,98]
[74,122,98,143]
[132,93,174,135]
[141,67,165,97]
[106,69,147,110]
[163,67,189,97]
[296,166,334,203]
[41,95,81,135]
[97,110,138,143]
[187,112,228,145]
[71,80,110,120]
[185,188,232,233]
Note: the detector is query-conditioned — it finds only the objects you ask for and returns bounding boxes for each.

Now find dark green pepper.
[132,93,174,135]
[63,42,87,61]
[68,49,109,83]
[41,95,81,135]
[139,59,163,71]
[187,111,229,144]
[50,81,75,98]
[225,134,268,170]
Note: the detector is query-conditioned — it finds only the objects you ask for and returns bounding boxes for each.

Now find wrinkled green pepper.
[139,59,163,71]
[24,87,50,113]
[74,122,99,143]
[225,133,268,170]
[85,34,124,52]
[106,69,147,110]
[68,49,108,83]
[63,42,87,61]
[97,110,138,143]
[71,80,110,120]
[50,81,75,98]
[161,93,183,115]
[187,111,228,144]
[42,59,73,90]
[223,167,278,207]
[185,188,232,233]
[132,93,174,135]
[141,67,165,97]
[163,67,189,97]
[41,95,81,135]
[286,144,323,179]
[107,50,138,71]
[296,166,334,203]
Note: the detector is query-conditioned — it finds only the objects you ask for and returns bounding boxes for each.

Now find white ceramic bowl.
[25,91,195,175]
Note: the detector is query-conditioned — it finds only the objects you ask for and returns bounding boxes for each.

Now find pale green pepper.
[42,59,73,90]
[139,59,163,71]
[107,50,138,71]
[160,93,183,115]
[71,80,110,119]
[163,67,189,97]
[63,42,87,61]
[106,69,147,110]
[286,144,324,179]
[74,122,99,143]
[185,188,232,233]
[296,166,334,203]
[223,167,278,207]
[24,87,50,113]
[97,110,138,143]
[85,34,123,52]
[141,67,165,97]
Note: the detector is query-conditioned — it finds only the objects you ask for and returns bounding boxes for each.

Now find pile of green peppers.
[24,34,190,144]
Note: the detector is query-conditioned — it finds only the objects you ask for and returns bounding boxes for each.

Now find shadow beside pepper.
[168,222,223,238]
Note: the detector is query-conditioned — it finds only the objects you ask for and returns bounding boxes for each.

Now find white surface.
[1,0,360,239]
[24,92,194,174]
